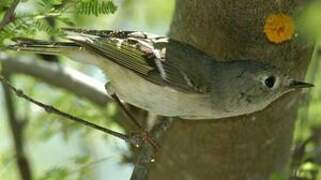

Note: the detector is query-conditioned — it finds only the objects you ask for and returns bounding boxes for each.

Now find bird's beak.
[289,80,314,89]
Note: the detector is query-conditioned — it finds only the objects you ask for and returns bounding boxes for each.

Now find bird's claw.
[128,131,160,150]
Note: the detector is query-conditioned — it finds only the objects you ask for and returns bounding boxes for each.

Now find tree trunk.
[148,1,313,180]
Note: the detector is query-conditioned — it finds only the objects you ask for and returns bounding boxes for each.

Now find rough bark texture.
[148,1,313,180]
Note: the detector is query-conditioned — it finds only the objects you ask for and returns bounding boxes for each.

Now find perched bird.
[9,29,313,120]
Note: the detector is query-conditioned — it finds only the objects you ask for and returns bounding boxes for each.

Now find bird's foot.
[128,131,160,150]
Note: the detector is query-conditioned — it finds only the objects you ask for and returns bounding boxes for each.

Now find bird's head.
[213,61,313,113]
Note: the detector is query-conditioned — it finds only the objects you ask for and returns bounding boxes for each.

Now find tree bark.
[148,1,313,180]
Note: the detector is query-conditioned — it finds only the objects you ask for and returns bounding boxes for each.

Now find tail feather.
[8,38,80,55]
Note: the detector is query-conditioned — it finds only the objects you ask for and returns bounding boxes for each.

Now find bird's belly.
[96,58,254,120]
[114,82,215,119]
[97,60,224,119]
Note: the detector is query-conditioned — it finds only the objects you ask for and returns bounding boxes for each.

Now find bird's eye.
[264,76,276,89]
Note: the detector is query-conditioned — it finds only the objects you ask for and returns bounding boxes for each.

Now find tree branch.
[0,74,129,141]
[1,72,33,180]
[0,0,20,30]
[1,56,109,106]
[0,73,157,150]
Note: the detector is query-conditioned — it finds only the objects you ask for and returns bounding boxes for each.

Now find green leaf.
[39,167,70,180]
[72,155,91,165]
[75,0,117,16]
[270,173,286,180]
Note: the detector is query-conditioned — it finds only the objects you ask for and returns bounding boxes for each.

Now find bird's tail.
[8,38,80,55]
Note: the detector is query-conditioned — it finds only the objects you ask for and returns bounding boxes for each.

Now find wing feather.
[65,28,210,93]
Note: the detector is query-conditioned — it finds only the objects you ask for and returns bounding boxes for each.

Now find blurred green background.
[0,0,321,179]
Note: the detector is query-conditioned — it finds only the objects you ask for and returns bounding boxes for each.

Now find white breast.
[68,50,251,120]
[98,58,213,117]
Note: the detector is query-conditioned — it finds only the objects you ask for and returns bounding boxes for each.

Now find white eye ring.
[262,75,279,89]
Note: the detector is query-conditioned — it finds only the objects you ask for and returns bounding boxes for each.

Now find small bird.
[9,29,314,120]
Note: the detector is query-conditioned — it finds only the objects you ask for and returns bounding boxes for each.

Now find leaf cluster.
[75,0,117,16]
[0,0,117,47]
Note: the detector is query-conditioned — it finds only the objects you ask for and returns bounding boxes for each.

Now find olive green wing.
[66,29,210,93]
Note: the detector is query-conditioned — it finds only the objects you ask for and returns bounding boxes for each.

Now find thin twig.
[0,74,129,141]
[110,93,160,150]
[111,94,144,129]
[104,83,144,130]
[0,0,20,30]
[2,72,33,180]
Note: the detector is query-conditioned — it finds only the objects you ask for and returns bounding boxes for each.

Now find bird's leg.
[104,83,160,150]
